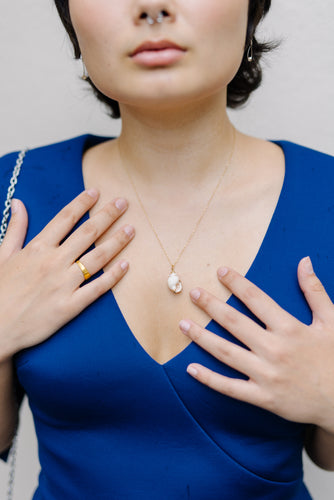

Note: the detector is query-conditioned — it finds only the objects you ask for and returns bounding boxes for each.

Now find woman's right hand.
[0,189,134,361]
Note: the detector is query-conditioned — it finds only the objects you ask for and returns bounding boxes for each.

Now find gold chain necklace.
[121,127,236,294]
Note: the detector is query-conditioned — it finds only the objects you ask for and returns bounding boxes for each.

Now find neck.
[116,96,235,191]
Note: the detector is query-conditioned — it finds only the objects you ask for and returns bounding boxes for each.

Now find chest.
[82,177,283,364]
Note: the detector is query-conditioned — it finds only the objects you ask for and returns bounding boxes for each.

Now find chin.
[103,82,226,111]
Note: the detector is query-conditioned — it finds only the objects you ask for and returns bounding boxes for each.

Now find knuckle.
[264,337,287,363]
[309,277,325,293]
[265,366,282,385]
[199,291,211,308]
[260,391,276,411]
[191,327,203,343]
[54,297,71,318]
[103,202,117,219]
[108,263,124,284]
[81,221,99,239]
[92,278,107,297]
[93,246,107,265]
[200,369,213,387]
[216,341,232,361]
[222,308,238,327]
[107,231,130,255]
[241,284,258,303]
[223,382,239,400]
[278,318,296,337]
[27,237,47,254]
[59,205,78,227]
[268,344,287,364]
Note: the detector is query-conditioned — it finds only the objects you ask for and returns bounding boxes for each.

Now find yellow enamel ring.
[76,260,91,281]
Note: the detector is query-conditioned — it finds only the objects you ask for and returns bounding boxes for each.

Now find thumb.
[297,256,333,324]
[0,199,28,256]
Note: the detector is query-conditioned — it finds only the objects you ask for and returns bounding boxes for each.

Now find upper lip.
[131,40,185,57]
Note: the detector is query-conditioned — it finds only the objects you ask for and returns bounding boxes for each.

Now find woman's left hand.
[179,257,334,434]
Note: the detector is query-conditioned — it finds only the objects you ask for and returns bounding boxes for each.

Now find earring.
[247,39,253,63]
[81,59,89,81]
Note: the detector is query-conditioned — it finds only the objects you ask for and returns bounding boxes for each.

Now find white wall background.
[0,0,334,498]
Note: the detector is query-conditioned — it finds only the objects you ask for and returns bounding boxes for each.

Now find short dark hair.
[54,0,273,118]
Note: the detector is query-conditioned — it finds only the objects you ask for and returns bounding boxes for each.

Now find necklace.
[121,127,236,294]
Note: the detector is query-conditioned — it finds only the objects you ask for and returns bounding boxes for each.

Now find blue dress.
[1,135,334,499]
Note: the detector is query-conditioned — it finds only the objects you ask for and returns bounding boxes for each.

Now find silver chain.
[0,148,27,499]
[0,148,28,244]
[7,434,18,500]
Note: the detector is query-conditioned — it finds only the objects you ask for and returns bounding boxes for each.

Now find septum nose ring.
[146,11,166,25]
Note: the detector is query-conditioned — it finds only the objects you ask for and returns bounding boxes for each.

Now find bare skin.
[82,107,334,471]
[82,129,285,365]
[72,0,334,469]
[0,191,135,453]
[84,123,334,472]
[180,263,334,469]
[1,0,333,474]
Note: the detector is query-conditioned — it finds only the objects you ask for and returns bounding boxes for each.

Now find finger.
[186,363,263,406]
[71,224,135,284]
[38,189,100,245]
[0,199,28,255]
[61,198,129,260]
[73,259,129,311]
[189,287,269,352]
[215,267,290,329]
[179,319,261,378]
[298,257,334,324]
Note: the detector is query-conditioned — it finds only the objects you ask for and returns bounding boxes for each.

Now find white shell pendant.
[168,272,183,294]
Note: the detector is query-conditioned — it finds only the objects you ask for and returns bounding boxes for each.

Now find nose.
[135,4,175,25]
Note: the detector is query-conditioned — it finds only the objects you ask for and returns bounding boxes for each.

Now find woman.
[1,0,334,498]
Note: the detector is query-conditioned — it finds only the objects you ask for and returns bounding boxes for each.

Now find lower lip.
[131,48,185,67]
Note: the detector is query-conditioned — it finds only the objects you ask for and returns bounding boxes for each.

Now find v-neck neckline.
[78,135,289,368]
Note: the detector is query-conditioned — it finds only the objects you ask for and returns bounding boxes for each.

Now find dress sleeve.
[0,151,27,462]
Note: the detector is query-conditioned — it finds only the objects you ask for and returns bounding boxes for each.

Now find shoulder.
[0,135,83,187]
[275,140,334,179]
[0,134,110,174]
[0,135,110,240]
[0,136,86,221]
[275,141,334,210]
[277,143,334,294]
[0,134,109,200]
[0,135,102,175]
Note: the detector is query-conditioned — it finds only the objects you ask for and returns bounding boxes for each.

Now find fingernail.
[11,199,19,214]
[120,260,129,271]
[124,225,134,237]
[86,188,99,198]
[187,365,198,377]
[218,267,228,278]
[190,289,201,301]
[115,198,127,211]
[179,320,191,334]
[303,256,314,275]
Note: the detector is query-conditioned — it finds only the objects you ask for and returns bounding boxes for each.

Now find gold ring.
[76,260,91,281]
